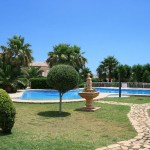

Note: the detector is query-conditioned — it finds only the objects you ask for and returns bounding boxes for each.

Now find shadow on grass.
[37,111,71,118]
[0,129,11,136]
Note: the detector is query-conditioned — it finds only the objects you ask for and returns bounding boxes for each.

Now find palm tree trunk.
[108,67,112,82]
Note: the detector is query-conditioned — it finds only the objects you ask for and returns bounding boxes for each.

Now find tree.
[0,35,33,67]
[80,67,92,81]
[142,64,150,82]
[0,35,33,92]
[46,44,87,72]
[142,70,150,83]
[114,65,131,82]
[0,62,24,93]
[131,64,143,82]
[96,64,107,82]
[47,65,79,113]
[96,56,119,82]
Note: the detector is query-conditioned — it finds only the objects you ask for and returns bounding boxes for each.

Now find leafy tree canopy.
[113,65,132,82]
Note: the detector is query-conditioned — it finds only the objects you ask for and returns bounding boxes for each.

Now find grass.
[0,102,136,150]
[102,96,150,104]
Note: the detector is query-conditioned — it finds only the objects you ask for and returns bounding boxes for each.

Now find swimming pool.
[20,87,150,100]
[21,89,82,100]
[96,87,150,95]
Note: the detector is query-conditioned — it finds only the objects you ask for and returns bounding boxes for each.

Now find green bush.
[47,65,79,113]
[30,78,52,89]
[77,77,84,88]
[78,82,84,88]
[92,78,101,82]
[0,89,16,133]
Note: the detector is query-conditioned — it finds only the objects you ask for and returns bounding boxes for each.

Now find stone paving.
[96,101,150,150]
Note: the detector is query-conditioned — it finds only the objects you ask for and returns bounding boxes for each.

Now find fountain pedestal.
[77,73,100,112]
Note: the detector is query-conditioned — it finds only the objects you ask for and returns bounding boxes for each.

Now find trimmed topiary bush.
[47,65,79,113]
[0,89,16,133]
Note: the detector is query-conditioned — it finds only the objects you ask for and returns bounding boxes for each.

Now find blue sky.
[0,0,150,74]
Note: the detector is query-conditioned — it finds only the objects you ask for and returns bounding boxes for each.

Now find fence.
[92,82,150,88]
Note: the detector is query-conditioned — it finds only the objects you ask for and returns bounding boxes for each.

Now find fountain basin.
[78,92,100,111]
[79,92,99,100]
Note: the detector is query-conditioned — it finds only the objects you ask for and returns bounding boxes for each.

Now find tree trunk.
[59,92,63,113]
[3,85,12,93]
[108,67,112,82]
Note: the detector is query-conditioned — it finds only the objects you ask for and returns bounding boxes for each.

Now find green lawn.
[0,102,136,150]
[102,96,150,104]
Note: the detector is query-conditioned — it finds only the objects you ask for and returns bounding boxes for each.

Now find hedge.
[30,78,52,89]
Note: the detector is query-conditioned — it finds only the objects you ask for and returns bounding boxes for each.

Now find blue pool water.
[20,88,150,100]
[96,88,150,95]
[21,89,82,100]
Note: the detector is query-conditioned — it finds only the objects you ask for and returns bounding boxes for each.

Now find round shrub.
[0,89,16,133]
[47,65,79,93]
[47,65,79,112]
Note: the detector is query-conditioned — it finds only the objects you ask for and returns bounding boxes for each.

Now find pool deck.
[9,89,109,103]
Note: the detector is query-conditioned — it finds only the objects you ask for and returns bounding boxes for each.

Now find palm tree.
[96,64,107,82]
[0,35,33,67]
[0,35,33,92]
[80,67,92,81]
[0,62,25,93]
[21,66,42,79]
[97,56,119,82]
[46,44,87,72]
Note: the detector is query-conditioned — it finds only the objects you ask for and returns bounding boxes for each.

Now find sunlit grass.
[0,102,136,150]
[102,96,150,104]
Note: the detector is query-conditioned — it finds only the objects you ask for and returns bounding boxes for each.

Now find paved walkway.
[96,101,150,150]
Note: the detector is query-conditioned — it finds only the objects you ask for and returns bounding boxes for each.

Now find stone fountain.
[78,73,100,112]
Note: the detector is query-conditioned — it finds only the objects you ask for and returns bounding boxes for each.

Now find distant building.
[30,62,49,77]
